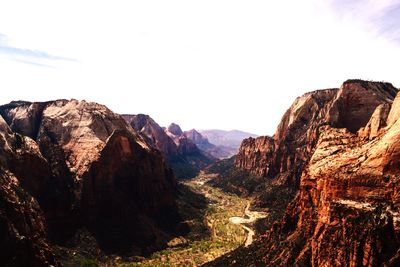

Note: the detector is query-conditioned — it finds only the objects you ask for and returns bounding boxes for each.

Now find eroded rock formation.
[0,99,182,263]
[0,115,59,266]
[236,80,398,186]
[258,94,400,265]
[122,114,179,160]
[123,114,216,178]
[209,80,400,266]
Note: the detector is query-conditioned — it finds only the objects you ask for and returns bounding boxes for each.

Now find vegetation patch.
[117,173,249,266]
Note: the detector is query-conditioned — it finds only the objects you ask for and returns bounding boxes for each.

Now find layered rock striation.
[0,100,182,263]
[210,80,400,266]
[236,80,398,186]
[258,89,400,265]
[0,115,59,266]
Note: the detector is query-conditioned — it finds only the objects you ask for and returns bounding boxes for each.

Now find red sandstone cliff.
[209,80,400,266]
[236,80,397,186]
[0,99,182,263]
[0,115,59,266]
[257,90,400,265]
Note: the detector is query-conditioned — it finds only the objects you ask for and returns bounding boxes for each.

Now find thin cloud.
[0,33,76,66]
[327,0,400,44]
[12,58,55,68]
[374,4,400,43]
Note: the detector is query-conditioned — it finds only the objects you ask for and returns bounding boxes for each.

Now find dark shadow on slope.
[175,182,210,241]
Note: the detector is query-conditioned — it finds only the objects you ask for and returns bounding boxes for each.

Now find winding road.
[229,202,268,246]
[193,172,268,247]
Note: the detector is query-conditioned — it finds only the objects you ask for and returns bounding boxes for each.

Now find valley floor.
[120,172,266,267]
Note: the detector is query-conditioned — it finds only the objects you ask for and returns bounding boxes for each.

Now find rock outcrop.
[0,115,59,266]
[0,99,182,261]
[0,169,59,267]
[236,80,398,186]
[123,115,216,178]
[122,114,179,160]
[166,123,183,137]
[167,125,216,176]
[235,136,274,177]
[255,93,400,265]
[209,80,400,266]
[358,103,391,140]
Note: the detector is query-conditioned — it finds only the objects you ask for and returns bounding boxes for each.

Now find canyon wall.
[0,100,182,264]
[236,80,397,186]
[210,80,400,266]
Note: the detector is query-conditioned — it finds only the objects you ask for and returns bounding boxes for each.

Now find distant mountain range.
[122,114,215,179]
[122,114,256,178]
[199,129,258,153]
[185,129,258,159]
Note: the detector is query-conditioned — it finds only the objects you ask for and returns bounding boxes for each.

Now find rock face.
[358,103,391,140]
[184,129,211,150]
[236,80,398,186]
[122,114,179,160]
[0,100,181,261]
[0,169,59,267]
[167,123,183,137]
[165,125,216,175]
[257,93,400,266]
[234,136,274,177]
[123,115,216,178]
[0,115,59,266]
[209,80,400,266]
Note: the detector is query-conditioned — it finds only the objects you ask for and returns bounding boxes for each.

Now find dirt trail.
[229,202,267,246]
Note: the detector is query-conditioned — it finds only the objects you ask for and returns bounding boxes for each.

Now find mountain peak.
[167,123,183,136]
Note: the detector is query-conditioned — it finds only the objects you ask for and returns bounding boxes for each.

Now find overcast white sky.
[0,0,399,135]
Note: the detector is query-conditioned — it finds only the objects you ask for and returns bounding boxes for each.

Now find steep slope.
[236,80,397,186]
[207,80,400,266]
[0,115,59,267]
[123,114,215,178]
[0,169,59,267]
[0,100,182,261]
[184,129,215,153]
[166,124,217,178]
[122,114,179,160]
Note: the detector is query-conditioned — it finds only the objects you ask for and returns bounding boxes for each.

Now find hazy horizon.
[1,0,399,135]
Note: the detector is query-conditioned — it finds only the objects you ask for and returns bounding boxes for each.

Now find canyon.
[2,79,400,266]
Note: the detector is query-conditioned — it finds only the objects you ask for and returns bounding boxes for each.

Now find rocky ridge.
[0,100,182,265]
[123,114,216,178]
[0,115,59,266]
[236,80,397,186]
[209,80,400,266]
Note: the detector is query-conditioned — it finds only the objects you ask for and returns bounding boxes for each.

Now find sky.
[0,0,399,135]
